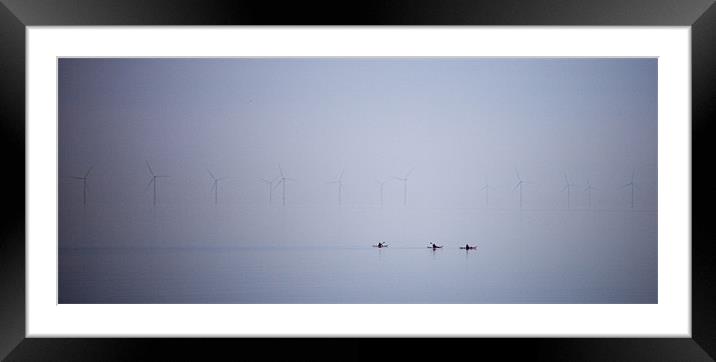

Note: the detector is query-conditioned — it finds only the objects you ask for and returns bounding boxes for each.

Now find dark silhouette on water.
[428,242,443,249]
[460,244,478,250]
[373,242,388,248]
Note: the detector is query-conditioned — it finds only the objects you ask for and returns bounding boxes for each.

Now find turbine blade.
[339,169,345,181]
[207,168,217,180]
[211,181,217,192]
[273,180,283,190]
[513,183,520,191]
[70,176,85,180]
[279,165,285,177]
[145,161,155,176]
[405,168,414,178]
[144,178,154,192]
[85,166,94,178]
[562,185,568,192]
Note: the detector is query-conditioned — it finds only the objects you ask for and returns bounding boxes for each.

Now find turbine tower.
[513,170,531,209]
[273,165,295,207]
[394,168,414,206]
[377,179,387,207]
[207,168,230,205]
[584,179,597,209]
[562,174,578,209]
[327,169,345,206]
[260,176,278,205]
[69,166,94,206]
[622,170,637,209]
[480,176,494,208]
[145,161,169,206]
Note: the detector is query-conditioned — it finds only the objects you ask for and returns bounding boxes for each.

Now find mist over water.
[58,58,657,303]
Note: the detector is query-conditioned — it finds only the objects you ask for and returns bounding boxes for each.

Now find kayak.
[428,246,443,249]
[460,246,478,250]
[372,244,388,248]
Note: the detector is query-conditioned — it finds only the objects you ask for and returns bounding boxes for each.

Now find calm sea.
[59,210,657,304]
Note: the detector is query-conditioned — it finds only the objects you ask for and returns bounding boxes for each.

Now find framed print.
[1,0,714,360]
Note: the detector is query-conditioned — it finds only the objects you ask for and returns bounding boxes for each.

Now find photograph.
[58,57,657,304]
[3,0,712,357]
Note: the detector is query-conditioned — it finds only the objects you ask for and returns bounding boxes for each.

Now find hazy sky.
[59,58,657,212]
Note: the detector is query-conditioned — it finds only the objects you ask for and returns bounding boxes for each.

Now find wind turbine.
[207,169,230,205]
[69,166,94,206]
[145,161,169,206]
[394,168,414,206]
[377,179,388,207]
[480,175,495,208]
[584,179,598,209]
[513,170,531,209]
[273,165,295,207]
[561,174,578,209]
[327,169,345,206]
[260,176,278,205]
[622,170,637,209]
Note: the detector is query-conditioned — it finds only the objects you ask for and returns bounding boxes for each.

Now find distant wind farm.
[62,161,651,211]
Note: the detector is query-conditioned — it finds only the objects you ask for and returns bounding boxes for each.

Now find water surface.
[59,209,657,304]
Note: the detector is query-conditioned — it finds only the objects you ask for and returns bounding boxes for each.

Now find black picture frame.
[1,1,713,360]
